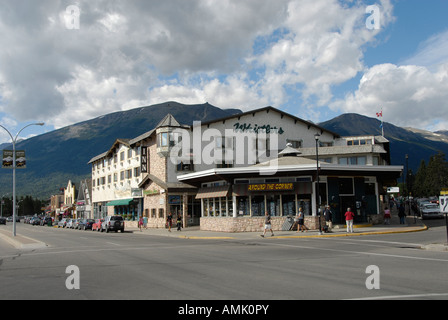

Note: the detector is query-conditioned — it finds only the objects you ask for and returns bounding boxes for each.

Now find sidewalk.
[0,228,47,250]
[128,216,429,240]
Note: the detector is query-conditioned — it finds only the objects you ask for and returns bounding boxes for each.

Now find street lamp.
[0,122,45,237]
[315,133,322,235]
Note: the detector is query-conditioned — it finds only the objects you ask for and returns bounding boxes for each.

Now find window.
[339,156,367,165]
[177,162,194,172]
[128,149,132,159]
[120,151,125,162]
[158,208,164,218]
[134,167,140,177]
[126,169,132,179]
[286,139,302,148]
[120,171,125,181]
[159,132,168,147]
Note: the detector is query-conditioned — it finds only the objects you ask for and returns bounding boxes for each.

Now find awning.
[195,186,230,199]
[106,198,134,206]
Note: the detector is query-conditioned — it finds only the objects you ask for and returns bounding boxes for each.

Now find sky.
[1,0,448,144]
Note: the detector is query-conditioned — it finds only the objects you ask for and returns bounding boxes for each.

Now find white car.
[66,219,75,228]
[421,203,443,220]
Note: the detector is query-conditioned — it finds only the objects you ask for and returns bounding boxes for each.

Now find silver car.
[421,203,443,220]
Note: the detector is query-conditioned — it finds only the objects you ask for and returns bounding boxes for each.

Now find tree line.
[407,152,448,198]
[0,195,45,217]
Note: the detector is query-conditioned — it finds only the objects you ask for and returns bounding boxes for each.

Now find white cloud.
[331,63,448,130]
[0,0,396,133]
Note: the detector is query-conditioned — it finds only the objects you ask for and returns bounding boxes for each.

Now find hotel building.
[88,106,402,232]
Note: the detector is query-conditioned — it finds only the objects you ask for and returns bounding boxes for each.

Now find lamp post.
[0,122,45,237]
[315,133,322,235]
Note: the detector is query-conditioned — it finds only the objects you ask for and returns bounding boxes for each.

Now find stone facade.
[200,216,322,232]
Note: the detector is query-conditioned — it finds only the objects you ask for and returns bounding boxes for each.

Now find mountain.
[0,102,241,199]
[319,113,448,174]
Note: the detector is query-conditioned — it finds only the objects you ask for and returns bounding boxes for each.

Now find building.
[89,106,403,231]
[76,179,92,219]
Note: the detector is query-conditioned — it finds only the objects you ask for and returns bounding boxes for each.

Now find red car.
[92,219,103,231]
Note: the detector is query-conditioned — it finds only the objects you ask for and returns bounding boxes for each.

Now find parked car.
[66,219,75,229]
[72,219,81,229]
[78,219,95,230]
[42,216,53,226]
[58,218,69,228]
[421,203,443,220]
[101,215,125,233]
[92,219,103,231]
[30,217,40,226]
[0,217,6,225]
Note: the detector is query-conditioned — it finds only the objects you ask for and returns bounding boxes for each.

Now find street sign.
[440,195,448,244]
[440,196,448,213]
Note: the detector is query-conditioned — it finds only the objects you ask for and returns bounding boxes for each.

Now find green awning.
[106,198,133,206]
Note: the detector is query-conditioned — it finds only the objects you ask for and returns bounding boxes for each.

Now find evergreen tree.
[413,159,427,197]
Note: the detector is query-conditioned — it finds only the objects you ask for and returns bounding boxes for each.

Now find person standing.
[138,216,143,232]
[261,211,274,237]
[383,207,391,225]
[176,214,182,231]
[345,207,355,233]
[166,212,173,232]
[323,205,333,232]
[398,204,406,224]
[143,216,148,229]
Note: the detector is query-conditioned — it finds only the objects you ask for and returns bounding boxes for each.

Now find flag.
[376,111,382,117]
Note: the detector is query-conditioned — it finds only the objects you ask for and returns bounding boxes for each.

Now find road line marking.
[348,293,448,300]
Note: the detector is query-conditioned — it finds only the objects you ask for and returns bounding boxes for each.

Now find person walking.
[323,205,333,232]
[176,214,182,231]
[345,207,355,233]
[143,216,148,229]
[166,212,173,232]
[260,211,274,237]
[297,207,308,232]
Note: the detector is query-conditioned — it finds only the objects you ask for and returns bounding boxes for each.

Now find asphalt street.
[0,220,447,301]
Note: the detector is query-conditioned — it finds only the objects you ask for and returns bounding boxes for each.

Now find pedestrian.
[323,205,333,232]
[383,207,391,225]
[297,207,308,232]
[143,216,148,229]
[176,214,182,231]
[260,211,274,237]
[398,204,406,224]
[166,212,173,232]
[138,216,143,231]
[345,207,355,233]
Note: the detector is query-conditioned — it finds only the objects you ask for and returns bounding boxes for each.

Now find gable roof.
[199,106,341,138]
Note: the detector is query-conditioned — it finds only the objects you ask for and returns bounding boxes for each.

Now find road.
[0,220,447,301]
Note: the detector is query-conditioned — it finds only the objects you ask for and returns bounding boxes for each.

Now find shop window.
[282,195,296,216]
[251,196,265,216]
[237,196,250,215]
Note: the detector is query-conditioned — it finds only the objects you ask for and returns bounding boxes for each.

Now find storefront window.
[251,195,265,216]
[237,196,249,215]
[267,195,280,216]
[282,195,296,216]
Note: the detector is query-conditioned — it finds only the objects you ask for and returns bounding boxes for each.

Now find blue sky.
[1,0,448,144]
